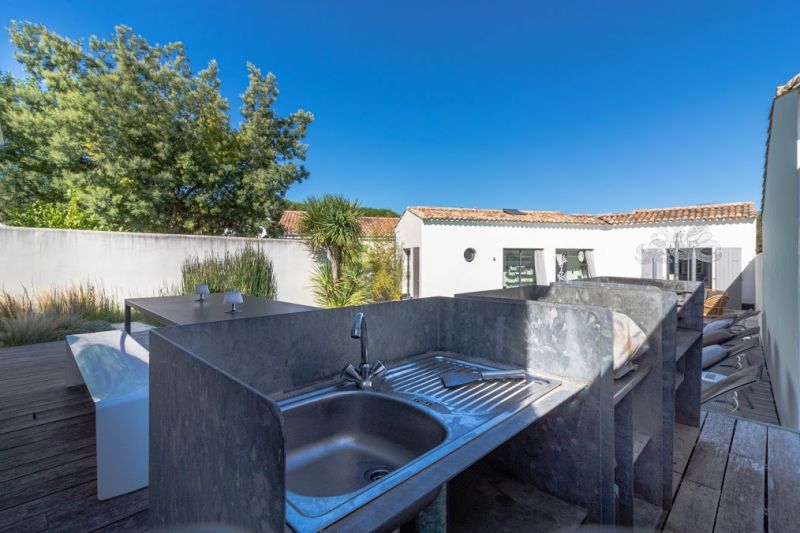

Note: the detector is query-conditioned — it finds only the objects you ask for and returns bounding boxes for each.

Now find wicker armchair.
[703,292,729,318]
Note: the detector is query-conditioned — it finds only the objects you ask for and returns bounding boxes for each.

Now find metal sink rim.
[280,353,561,533]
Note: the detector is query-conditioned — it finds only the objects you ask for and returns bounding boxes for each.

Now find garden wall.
[0,226,317,306]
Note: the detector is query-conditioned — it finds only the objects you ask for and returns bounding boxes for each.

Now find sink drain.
[364,466,392,482]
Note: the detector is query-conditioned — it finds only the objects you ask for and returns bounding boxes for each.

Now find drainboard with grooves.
[382,354,560,416]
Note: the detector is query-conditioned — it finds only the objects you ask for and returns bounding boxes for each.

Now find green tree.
[297,194,368,307]
[298,194,364,281]
[0,22,312,235]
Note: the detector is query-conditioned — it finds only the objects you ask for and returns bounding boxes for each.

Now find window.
[503,249,537,288]
[668,248,712,288]
[555,249,591,281]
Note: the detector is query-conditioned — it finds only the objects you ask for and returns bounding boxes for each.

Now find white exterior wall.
[761,90,800,429]
[396,212,757,302]
[0,227,318,306]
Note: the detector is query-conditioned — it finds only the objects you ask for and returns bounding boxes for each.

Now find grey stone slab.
[126,293,314,327]
[149,334,284,531]
[153,298,443,397]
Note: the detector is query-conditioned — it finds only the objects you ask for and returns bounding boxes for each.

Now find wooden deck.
[0,334,149,532]
[664,411,800,532]
[1,336,798,532]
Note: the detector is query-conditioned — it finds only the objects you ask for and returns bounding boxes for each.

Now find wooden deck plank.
[730,420,766,460]
[673,413,706,477]
[714,420,766,533]
[684,412,735,490]
[0,442,95,484]
[663,480,720,533]
[0,335,150,532]
[0,455,97,511]
[0,480,99,529]
[0,413,94,451]
[766,426,800,533]
[94,509,150,533]
[714,452,764,533]
[43,486,148,532]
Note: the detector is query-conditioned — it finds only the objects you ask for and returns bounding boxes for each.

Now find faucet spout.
[343,312,385,389]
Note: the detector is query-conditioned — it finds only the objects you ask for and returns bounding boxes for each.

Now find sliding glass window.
[555,249,591,281]
[667,248,712,288]
[503,249,537,288]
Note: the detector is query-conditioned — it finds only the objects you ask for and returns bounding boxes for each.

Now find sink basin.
[279,353,562,532]
[282,390,447,497]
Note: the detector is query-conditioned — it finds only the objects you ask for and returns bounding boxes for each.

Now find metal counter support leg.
[124,304,132,334]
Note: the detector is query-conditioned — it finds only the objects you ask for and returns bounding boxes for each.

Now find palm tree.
[298,195,363,281]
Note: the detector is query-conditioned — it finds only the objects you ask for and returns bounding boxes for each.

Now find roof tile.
[408,202,756,226]
[279,210,398,237]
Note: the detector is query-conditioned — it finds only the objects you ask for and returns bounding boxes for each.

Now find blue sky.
[2,1,797,214]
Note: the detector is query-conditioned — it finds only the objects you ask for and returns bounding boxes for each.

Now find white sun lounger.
[65,330,149,500]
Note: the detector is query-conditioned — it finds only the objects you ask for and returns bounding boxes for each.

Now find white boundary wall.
[0,226,317,306]
[762,89,800,429]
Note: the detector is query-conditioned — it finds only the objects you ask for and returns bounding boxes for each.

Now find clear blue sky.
[2,1,797,214]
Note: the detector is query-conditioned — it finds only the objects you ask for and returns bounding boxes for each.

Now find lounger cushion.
[704,317,734,334]
[613,312,650,379]
[703,344,729,370]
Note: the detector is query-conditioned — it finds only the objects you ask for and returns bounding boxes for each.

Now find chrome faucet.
[341,312,386,389]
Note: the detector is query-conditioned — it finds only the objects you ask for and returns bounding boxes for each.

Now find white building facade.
[396,203,757,307]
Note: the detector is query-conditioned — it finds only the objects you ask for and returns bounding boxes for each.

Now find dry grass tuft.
[0,284,123,347]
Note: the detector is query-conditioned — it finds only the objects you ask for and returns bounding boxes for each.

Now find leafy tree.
[0,22,312,235]
[298,194,364,282]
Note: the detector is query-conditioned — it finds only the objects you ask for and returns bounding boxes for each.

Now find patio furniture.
[123,293,315,333]
[65,330,149,500]
[703,325,759,347]
[703,292,729,317]
[703,309,759,334]
[701,365,762,403]
[702,337,759,370]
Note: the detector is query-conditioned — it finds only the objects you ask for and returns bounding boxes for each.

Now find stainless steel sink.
[279,353,561,532]
[283,390,447,497]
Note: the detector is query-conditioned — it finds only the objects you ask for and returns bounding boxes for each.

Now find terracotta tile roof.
[406,207,602,225]
[596,202,757,225]
[279,210,398,237]
[407,202,756,226]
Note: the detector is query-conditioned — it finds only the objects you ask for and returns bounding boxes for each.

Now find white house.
[396,202,757,307]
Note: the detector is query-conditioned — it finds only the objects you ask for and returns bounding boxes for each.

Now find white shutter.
[716,248,742,309]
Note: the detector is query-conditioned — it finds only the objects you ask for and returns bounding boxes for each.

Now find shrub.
[363,241,402,302]
[310,262,367,308]
[0,284,121,346]
[180,246,278,299]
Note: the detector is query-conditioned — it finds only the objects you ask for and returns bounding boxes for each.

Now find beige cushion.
[613,312,650,379]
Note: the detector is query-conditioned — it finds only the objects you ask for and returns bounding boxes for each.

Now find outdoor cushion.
[612,312,650,379]
[703,317,734,334]
[702,344,729,370]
